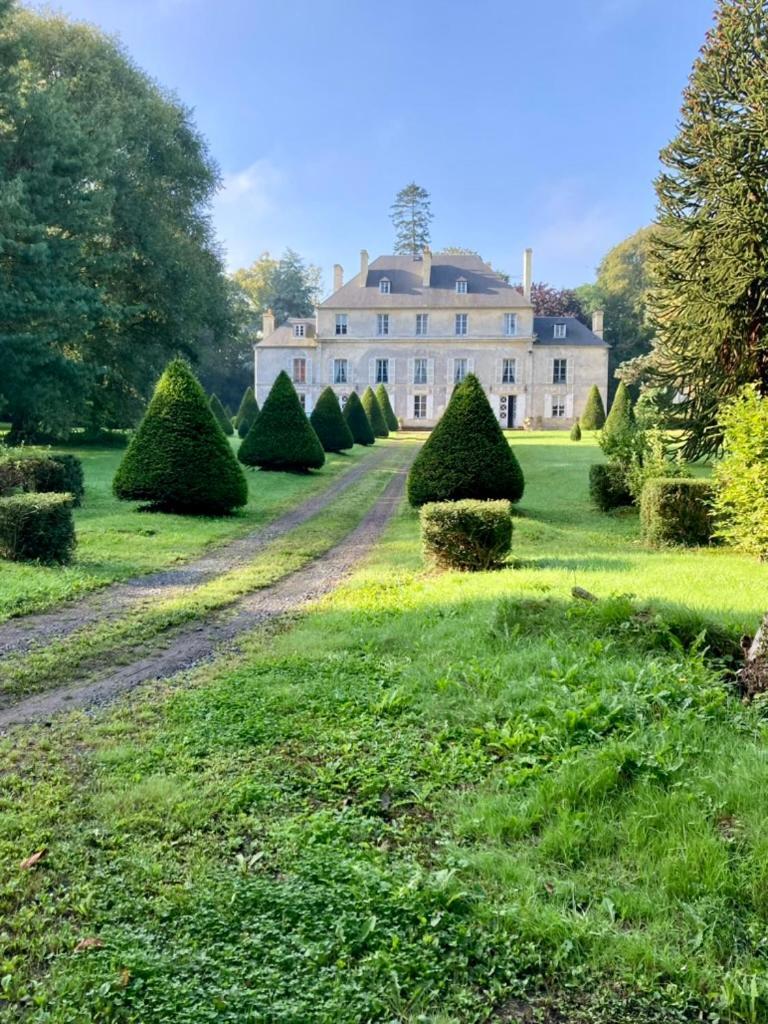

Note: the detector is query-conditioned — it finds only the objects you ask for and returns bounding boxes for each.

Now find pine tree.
[238,371,325,470]
[376,384,398,431]
[113,360,248,514]
[236,388,260,439]
[570,421,582,441]
[343,391,375,446]
[361,386,389,438]
[407,374,525,506]
[390,182,432,255]
[643,0,768,456]
[580,385,606,430]
[209,393,234,435]
[310,387,354,452]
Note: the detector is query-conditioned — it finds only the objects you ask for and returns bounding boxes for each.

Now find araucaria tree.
[375,384,398,431]
[644,0,768,456]
[407,374,525,506]
[343,392,375,446]
[310,388,354,452]
[581,385,606,430]
[361,387,389,438]
[238,371,325,471]
[113,360,248,515]
[209,394,234,436]
[391,182,432,255]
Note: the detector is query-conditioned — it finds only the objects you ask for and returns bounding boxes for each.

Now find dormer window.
[293,323,306,338]
[456,277,468,294]
[553,323,567,339]
[379,277,391,294]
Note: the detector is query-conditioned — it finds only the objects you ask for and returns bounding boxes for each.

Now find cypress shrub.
[376,384,399,432]
[236,389,260,439]
[114,359,248,514]
[362,386,389,438]
[0,493,75,564]
[640,478,713,547]
[570,422,582,442]
[589,463,634,512]
[421,499,512,571]
[407,374,525,507]
[210,393,234,436]
[603,381,634,439]
[310,387,354,452]
[581,385,606,430]
[343,391,375,446]
[238,371,325,470]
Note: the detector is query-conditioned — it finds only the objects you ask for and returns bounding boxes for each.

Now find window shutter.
[369,358,375,384]
[447,358,454,385]
[389,357,396,383]
[544,393,552,418]
[467,357,475,375]
[566,359,574,384]
[426,394,434,420]
[517,394,526,423]
[427,358,434,385]
[306,357,313,384]
[407,358,414,385]
[566,394,574,418]
[511,358,518,384]
[548,358,554,385]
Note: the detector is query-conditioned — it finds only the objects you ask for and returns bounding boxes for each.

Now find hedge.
[0,453,84,505]
[343,391,375,446]
[235,387,259,439]
[114,359,248,514]
[210,393,234,436]
[589,463,634,512]
[407,374,524,507]
[310,387,354,452]
[238,371,325,470]
[361,386,389,438]
[0,492,75,564]
[581,385,606,430]
[421,499,512,571]
[640,478,713,547]
[376,384,398,431]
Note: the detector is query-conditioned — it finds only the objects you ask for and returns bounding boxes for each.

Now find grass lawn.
[0,437,392,621]
[3,432,768,1022]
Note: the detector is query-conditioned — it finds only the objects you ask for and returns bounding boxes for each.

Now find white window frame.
[502,358,516,384]
[413,394,427,420]
[379,278,390,294]
[293,323,306,338]
[553,323,567,339]
[456,277,468,294]
[335,314,348,336]
[504,313,517,337]
[375,358,389,384]
[455,313,468,336]
[413,358,428,385]
[551,397,566,418]
[454,357,468,384]
[292,357,307,385]
[333,358,348,385]
[377,313,389,337]
[415,313,429,336]
[552,358,567,385]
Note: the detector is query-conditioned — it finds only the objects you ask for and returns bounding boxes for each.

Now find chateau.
[254,249,609,429]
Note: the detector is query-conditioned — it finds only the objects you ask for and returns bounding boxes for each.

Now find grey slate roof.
[533,316,609,347]
[320,253,531,309]
[258,317,317,348]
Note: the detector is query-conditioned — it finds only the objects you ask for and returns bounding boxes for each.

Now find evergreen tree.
[113,360,247,514]
[238,371,324,470]
[235,387,259,439]
[343,391,375,446]
[581,385,606,429]
[643,0,768,456]
[603,381,634,439]
[361,386,389,438]
[407,374,525,506]
[390,182,432,255]
[376,384,399,431]
[310,387,354,452]
[209,393,234,436]
[570,421,582,441]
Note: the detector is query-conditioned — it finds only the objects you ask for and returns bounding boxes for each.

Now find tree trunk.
[739,614,768,700]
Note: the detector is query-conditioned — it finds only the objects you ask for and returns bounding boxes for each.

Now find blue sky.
[33,0,713,292]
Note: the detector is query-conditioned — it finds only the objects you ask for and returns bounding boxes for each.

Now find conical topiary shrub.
[570,421,582,441]
[362,386,389,438]
[602,381,634,440]
[407,374,525,507]
[581,385,606,430]
[343,391,375,446]
[238,371,325,470]
[209,393,234,436]
[310,387,354,452]
[376,384,398,432]
[236,388,260,439]
[114,359,248,514]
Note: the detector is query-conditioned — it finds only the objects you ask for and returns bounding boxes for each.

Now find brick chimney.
[262,308,275,337]
[333,264,343,292]
[422,247,432,287]
[359,249,369,286]
[592,309,605,339]
[523,248,533,302]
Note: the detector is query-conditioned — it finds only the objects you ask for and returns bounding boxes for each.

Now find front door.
[506,395,517,428]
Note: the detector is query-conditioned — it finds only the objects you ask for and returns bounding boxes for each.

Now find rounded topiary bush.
[236,388,260,439]
[362,386,389,438]
[343,391,375,446]
[0,493,76,564]
[581,385,606,430]
[238,371,325,471]
[640,478,713,547]
[407,374,524,507]
[376,384,398,432]
[570,422,582,441]
[209,393,234,436]
[589,463,633,512]
[113,359,248,515]
[421,499,512,571]
[310,387,354,452]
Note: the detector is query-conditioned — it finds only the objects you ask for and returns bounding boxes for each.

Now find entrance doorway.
[506,395,517,428]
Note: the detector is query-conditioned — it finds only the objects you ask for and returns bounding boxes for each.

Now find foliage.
[390,181,432,255]
[589,463,634,512]
[580,385,606,430]
[421,499,512,570]
[238,371,325,471]
[0,492,75,563]
[361,386,388,438]
[407,374,525,506]
[209,393,234,436]
[232,249,322,332]
[235,387,259,439]
[0,7,235,440]
[309,388,354,453]
[0,452,84,505]
[375,384,398,432]
[625,427,690,504]
[343,392,375,446]
[194,279,255,411]
[713,385,768,557]
[529,282,587,323]
[570,421,582,441]
[638,1,768,457]
[114,359,248,514]
[640,478,713,548]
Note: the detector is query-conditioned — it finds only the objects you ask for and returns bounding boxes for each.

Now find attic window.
[293,324,306,338]
[379,278,391,294]
[456,277,468,294]
[553,323,567,339]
